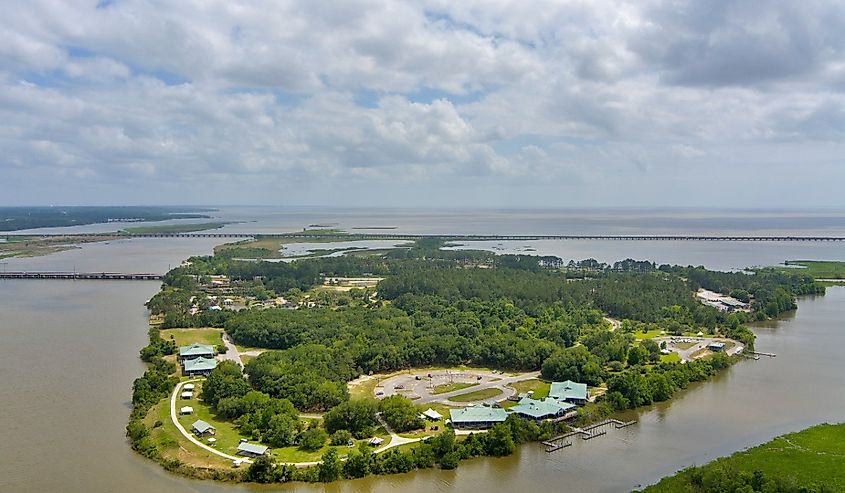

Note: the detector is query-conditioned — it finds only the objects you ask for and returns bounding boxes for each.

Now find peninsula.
[127,238,824,484]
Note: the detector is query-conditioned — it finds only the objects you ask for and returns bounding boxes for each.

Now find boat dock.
[541,419,637,452]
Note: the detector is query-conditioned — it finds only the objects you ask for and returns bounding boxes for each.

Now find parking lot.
[377,369,540,406]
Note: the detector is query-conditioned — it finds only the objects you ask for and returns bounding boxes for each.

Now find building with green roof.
[237,442,268,457]
[191,420,215,436]
[183,356,218,376]
[449,406,508,429]
[179,342,215,361]
[549,380,589,404]
[510,397,575,421]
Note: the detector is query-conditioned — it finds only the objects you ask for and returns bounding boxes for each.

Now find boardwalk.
[542,419,637,452]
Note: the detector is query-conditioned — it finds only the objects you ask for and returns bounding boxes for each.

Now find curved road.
[169,380,421,467]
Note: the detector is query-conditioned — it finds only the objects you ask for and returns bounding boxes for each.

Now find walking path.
[374,414,422,453]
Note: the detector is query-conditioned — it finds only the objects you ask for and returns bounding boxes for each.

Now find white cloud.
[0,0,843,207]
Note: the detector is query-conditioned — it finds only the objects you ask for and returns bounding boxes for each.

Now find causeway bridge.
[3,232,845,242]
[0,271,162,280]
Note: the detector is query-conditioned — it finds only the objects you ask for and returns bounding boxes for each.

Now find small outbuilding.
[708,342,726,352]
[237,442,268,457]
[183,383,196,391]
[422,408,443,421]
[180,391,193,399]
[180,406,193,415]
[191,420,215,437]
[367,437,384,446]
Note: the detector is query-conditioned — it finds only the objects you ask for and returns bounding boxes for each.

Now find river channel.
[1,230,843,492]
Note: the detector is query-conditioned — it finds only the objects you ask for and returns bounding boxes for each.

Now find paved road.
[218,333,243,368]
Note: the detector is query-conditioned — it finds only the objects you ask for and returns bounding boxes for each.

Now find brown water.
[1,235,844,492]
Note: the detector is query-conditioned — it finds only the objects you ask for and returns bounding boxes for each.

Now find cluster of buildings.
[448,380,589,429]
[179,343,218,377]
[696,289,750,312]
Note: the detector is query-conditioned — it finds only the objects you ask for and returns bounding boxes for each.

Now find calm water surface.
[2,211,844,492]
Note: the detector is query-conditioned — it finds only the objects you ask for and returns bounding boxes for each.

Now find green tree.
[318,448,342,482]
[298,428,328,451]
[485,423,515,456]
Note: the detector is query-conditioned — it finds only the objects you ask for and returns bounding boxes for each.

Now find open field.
[641,422,845,492]
[507,379,550,398]
[447,388,503,402]
[160,328,224,347]
[633,329,666,340]
[782,260,845,279]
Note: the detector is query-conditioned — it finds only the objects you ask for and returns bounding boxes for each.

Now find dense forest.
[142,244,823,413]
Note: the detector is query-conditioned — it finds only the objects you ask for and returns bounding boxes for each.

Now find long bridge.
[0,271,162,280]
[4,232,845,241]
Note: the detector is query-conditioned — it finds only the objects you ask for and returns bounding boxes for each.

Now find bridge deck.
[3,233,844,242]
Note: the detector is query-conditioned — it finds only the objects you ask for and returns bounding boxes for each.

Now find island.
[127,238,825,484]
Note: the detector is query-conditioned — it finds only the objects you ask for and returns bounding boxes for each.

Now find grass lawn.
[641,422,845,492]
[160,328,223,347]
[174,382,330,463]
[634,329,665,340]
[447,388,503,403]
[660,352,681,363]
[432,382,478,395]
[507,379,551,398]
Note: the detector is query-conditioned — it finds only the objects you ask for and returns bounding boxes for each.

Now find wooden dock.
[748,351,777,357]
[541,419,637,452]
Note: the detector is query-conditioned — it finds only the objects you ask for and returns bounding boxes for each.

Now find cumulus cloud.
[0,0,843,206]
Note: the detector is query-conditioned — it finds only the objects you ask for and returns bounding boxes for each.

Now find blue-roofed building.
[183,356,218,377]
[509,397,576,422]
[548,380,589,405]
[449,407,508,429]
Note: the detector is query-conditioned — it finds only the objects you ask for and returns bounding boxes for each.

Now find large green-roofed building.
[510,397,575,421]
[183,356,218,376]
[549,380,589,404]
[449,407,508,429]
[179,342,215,361]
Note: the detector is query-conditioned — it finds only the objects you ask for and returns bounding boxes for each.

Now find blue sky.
[0,0,843,207]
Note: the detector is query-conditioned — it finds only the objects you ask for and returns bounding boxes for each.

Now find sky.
[0,0,843,208]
